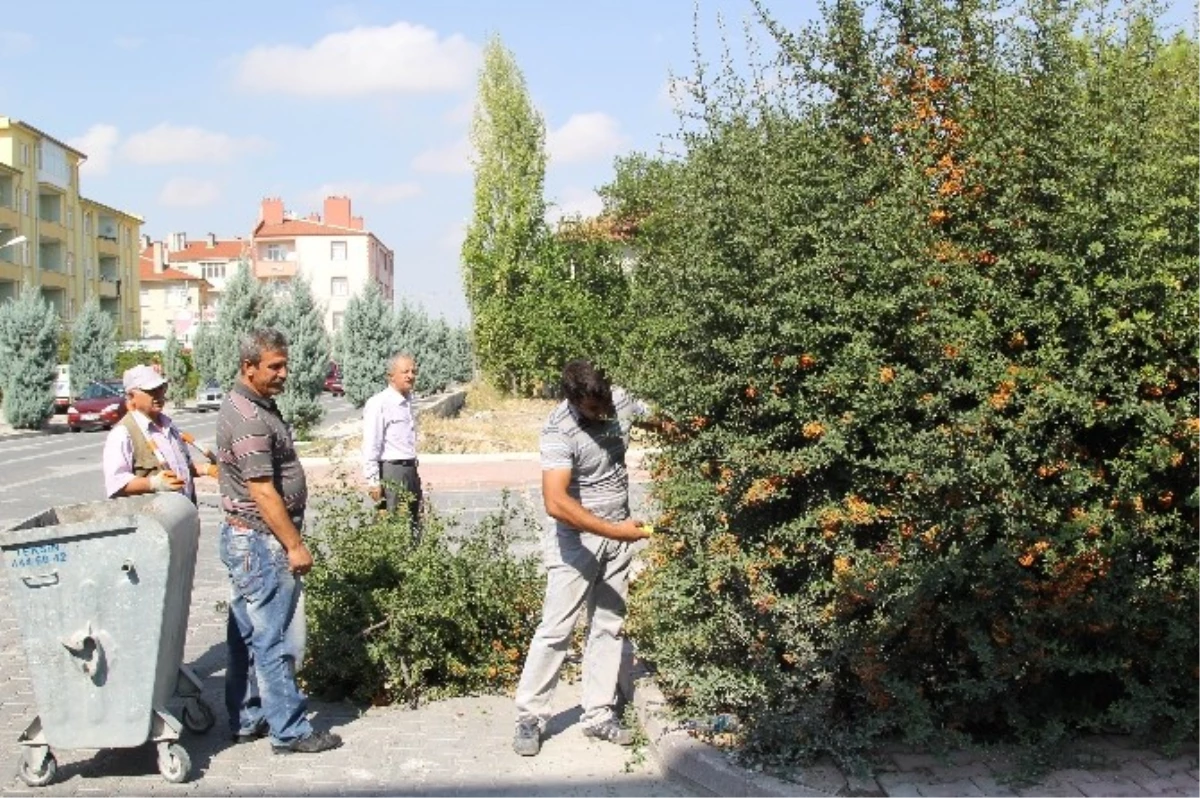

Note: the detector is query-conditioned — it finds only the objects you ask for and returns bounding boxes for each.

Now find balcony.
[98,280,119,299]
[99,255,119,283]
[253,258,299,279]
[38,240,66,275]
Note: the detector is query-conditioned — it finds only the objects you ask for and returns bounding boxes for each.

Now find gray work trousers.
[379,460,421,532]
[514,527,635,729]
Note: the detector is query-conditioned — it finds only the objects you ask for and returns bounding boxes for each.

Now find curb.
[626,671,887,797]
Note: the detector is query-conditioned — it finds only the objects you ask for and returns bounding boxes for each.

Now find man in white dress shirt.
[361,353,422,533]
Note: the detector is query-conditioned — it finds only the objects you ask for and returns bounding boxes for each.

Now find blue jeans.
[219,522,311,746]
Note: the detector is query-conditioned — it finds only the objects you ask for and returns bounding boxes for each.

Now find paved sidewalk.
[1,437,1196,796]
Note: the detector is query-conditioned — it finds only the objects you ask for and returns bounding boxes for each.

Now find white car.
[194,380,224,412]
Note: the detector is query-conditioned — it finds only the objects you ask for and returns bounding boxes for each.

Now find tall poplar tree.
[462,34,549,391]
[69,297,117,394]
[191,323,218,386]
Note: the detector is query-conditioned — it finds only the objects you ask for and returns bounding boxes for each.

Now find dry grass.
[419,382,558,454]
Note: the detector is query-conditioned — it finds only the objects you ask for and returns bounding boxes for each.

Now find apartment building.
[251,196,394,334]
[140,231,249,325]
[0,116,142,337]
[138,241,210,345]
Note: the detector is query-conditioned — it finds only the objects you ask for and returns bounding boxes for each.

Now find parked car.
[194,379,224,412]
[67,380,126,432]
[323,364,344,397]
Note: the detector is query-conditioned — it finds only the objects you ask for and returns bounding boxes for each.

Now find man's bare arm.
[541,469,650,542]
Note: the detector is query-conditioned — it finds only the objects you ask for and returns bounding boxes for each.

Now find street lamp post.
[0,234,27,251]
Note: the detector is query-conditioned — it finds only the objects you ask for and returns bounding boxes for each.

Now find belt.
[382,458,418,467]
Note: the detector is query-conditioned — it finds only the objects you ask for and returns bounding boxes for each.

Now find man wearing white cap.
[102,364,218,504]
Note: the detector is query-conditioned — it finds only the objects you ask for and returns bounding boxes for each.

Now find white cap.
[123,365,167,393]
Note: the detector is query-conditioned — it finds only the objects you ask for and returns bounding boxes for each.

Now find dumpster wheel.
[18,748,56,787]
[182,697,215,733]
[157,742,191,783]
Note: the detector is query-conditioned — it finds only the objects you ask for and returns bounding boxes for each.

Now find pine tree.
[69,297,117,394]
[0,288,59,429]
[191,323,218,386]
[161,330,189,407]
[272,276,329,438]
[337,282,394,407]
[213,261,272,390]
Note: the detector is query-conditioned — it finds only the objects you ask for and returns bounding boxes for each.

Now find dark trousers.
[380,460,422,534]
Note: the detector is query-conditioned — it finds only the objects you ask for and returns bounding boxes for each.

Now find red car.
[67,380,127,432]
[324,365,344,397]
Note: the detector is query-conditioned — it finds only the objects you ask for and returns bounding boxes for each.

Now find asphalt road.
[0,394,360,531]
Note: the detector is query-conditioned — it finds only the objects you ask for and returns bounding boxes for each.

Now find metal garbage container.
[2,492,215,786]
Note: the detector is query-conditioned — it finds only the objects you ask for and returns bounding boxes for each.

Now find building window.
[331,311,344,332]
[265,243,287,261]
[142,320,151,337]
[20,190,28,215]
[201,261,226,280]
[330,277,348,297]
[330,240,347,261]
[20,143,28,166]
[140,288,150,306]
[67,208,73,228]
[169,285,190,307]
[66,253,73,272]
[84,213,91,234]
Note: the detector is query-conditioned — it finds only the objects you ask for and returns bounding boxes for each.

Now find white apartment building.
[251,196,394,333]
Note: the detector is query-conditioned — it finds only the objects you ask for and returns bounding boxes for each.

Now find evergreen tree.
[272,276,329,438]
[213,261,272,390]
[161,330,189,407]
[337,282,394,408]
[69,297,117,394]
[0,288,59,429]
[191,323,218,386]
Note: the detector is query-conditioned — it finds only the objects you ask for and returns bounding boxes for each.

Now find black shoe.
[271,730,343,755]
[232,719,269,744]
[512,719,542,756]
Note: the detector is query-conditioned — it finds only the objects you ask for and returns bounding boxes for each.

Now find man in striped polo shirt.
[216,328,342,756]
[513,359,653,756]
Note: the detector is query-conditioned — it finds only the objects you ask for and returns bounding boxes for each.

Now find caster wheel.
[158,742,191,783]
[182,697,215,733]
[18,750,56,787]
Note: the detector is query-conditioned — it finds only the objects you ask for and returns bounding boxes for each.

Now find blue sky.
[1,1,1192,325]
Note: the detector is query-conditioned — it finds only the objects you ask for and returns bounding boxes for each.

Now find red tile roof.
[163,239,249,262]
[253,219,367,238]
[139,254,208,283]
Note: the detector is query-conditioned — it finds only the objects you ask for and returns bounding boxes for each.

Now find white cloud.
[68,124,121,176]
[0,32,34,58]
[412,137,473,175]
[546,187,603,225]
[445,97,475,125]
[114,35,144,50]
[234,22,479,97]
[547,113,628,166]
[159,178,221,208]
[122,124,269,165]
[306,181,423,205]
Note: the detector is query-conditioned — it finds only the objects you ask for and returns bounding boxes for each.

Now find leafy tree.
[392,303,474,395]
[0,288,59,429]
[161,330,189,407]
[213,261,273,390]
[337,282,395,407]
[618,0,1198,771]
[462,34,549,392]
[272,276,329,438]
[191,323,218,386]
[69,297,117,394]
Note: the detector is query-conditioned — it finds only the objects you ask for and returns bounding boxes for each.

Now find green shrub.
[616,0,1198,772]
[302,487,546,708]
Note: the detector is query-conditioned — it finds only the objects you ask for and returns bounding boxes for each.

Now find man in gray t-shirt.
[512,360,653,757]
